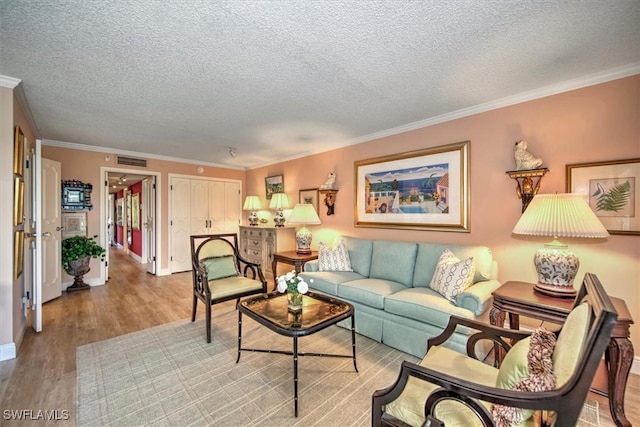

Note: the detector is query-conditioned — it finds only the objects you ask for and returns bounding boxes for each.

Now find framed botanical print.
[566,158,640,235]
[62,212,87,238]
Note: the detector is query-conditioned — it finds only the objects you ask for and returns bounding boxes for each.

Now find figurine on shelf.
[324,191,336,215]
[320,172,336,190]
[513,140,543,170]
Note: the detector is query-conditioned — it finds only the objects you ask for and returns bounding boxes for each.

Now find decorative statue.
[324,192,336,215]
[513,140,543,170]
[320,172,336,190]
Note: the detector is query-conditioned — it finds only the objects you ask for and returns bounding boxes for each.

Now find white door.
[142,177,156,274]
[191,179,210,235]
[170,177,192,272]
[41,157,62,302]
[224,181,241,234]
[208,181,226,234]
[105,190,112,281]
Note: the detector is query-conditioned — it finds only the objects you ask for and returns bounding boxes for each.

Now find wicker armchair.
[372,273,617,427]
[190,233,267,343]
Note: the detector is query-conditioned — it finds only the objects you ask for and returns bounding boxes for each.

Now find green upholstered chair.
[190,233,267,343]
[372,273,617,427]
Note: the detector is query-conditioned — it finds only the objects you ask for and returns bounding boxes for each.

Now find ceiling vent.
[117,156,147,167]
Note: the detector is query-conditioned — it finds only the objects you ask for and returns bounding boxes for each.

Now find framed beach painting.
[566,158,640,235]
[354,141,470,232]
[265,175,284,200]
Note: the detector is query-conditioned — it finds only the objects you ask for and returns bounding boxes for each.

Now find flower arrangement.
[276,270,310,295]
[276,270,312,312]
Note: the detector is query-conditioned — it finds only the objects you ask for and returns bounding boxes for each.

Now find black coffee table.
[237,291,358,417]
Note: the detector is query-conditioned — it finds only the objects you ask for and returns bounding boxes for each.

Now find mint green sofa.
[300,236,500,358]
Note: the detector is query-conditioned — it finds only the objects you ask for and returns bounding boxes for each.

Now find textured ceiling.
[1,1,639,170]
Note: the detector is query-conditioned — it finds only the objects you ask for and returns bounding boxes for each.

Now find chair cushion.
[202,255,239,280]
[553,302,590,388]
[208,276,264,300]
[429,250,475,302]
[318,239,353,272]
[385,345,498,427]
[493,328,556,426]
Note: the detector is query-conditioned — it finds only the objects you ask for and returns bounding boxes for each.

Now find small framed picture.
[265,175,284,200]
[566,158,640,235]
[299,188,319,212]
[62,212,88,238]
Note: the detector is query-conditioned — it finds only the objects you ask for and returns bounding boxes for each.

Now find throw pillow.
[428,249,475,302]
[318,239,353,272]
[492,327,557,427]
[201,255,239,280]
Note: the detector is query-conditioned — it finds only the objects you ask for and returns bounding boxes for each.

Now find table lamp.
[243,196,262,226]
[269,193,290,227]
[286,204,321,254]
[512,193,609,298]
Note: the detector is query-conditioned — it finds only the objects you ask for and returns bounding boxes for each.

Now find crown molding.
[41,139,246,171]
[0,75,21,89]
[247,62,640,170]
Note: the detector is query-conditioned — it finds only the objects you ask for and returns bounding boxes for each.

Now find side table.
[490,281,634,427]
[271,251,318,290]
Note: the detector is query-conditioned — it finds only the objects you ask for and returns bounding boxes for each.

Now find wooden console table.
[490,281,634,427]
[271,251,318,291]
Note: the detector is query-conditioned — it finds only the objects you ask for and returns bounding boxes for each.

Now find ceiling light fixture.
[229,148,237,158]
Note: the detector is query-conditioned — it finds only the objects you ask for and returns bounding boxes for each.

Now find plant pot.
[65,256,91,292]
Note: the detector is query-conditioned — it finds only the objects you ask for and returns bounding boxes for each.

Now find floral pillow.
[428,249,475,302]
[318,239,353,272]
[492,327,557,426]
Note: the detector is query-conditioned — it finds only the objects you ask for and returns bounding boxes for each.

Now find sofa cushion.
[318,239,353,271]
[384,287,475,329]
[413,243,494,287]
[342,236,373,277]
[300,271,365,296]
[369,240,418,287]
[429,250,475,302]
[338,278,407,309]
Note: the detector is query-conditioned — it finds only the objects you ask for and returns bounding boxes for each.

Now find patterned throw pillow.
[318,239,353,272]
[428,249,475,302]
[492,327,557,426]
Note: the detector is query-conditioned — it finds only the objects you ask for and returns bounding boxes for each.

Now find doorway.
[100,168,160,282]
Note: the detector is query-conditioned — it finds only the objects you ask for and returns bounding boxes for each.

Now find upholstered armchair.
[372,273,617,427]
[190,233,268,343]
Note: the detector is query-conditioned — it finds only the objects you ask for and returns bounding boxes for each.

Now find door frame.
[99,167,163,282]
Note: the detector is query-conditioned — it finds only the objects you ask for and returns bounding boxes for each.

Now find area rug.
[77,300,600,426]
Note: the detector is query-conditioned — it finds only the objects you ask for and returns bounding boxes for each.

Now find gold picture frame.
[13,125,24,176]
[13,177,24,226]
[14,230,24,280]
[131,193,140,230]
[566,158,640,235]
[299,188,319,213]
[354,141,470,232]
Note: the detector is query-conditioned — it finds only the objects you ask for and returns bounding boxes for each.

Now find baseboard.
[128,251,143,264]
[632,356,640,376]
[0,342,16,361]
[156,268,172,276]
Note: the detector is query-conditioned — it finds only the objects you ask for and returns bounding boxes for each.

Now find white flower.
[285,270,296,281]
[276,277,288,293]
[297,280,309,294]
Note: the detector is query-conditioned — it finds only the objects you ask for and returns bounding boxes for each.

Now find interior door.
[190,179,210,235]
[41,156,62,302]
[142,176,156,274]
[170,177,192,272]
[225,181,241,234]
[208,181,225,234]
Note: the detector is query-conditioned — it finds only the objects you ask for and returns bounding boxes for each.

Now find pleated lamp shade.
[512,193,609,298]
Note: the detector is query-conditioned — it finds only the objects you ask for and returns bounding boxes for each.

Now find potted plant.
[61,235,106,292]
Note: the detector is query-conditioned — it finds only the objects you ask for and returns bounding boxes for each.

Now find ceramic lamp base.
[533,239,579,298]
[295,226,312,254]
[248,211,259,226]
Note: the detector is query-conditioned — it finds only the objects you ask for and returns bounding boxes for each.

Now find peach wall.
[41,145,246,280]
[246,76,640,355]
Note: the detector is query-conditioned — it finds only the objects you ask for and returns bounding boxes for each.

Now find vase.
[65,256,91,292]
[287,291,303,312]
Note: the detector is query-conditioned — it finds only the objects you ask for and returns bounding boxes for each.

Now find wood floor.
[0,248,638,426]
